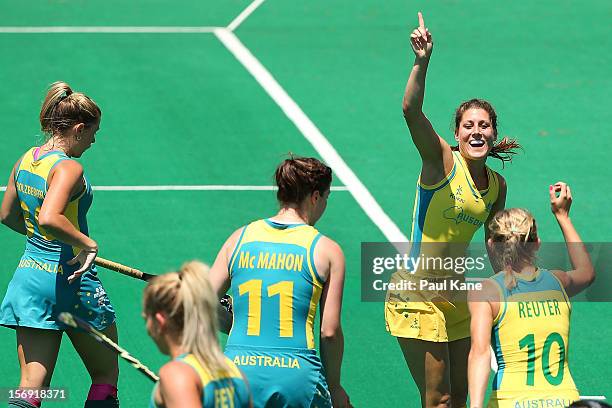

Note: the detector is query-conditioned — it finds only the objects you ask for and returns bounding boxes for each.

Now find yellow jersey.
[409,151,500,277]
[488,269,579,408]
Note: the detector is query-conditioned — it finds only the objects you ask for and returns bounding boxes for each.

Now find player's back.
[227,219,324,350]
[488,269,579,407]
[224,219,332,408]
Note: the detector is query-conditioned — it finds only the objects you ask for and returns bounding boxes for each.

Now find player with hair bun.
[0,81,119,407]
[209,156,352,408]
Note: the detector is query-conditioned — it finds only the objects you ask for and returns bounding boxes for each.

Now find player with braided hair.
[468,182,595,408]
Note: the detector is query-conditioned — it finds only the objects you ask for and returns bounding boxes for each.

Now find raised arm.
[549,182,595,297]
[0,161,27,235]
[316,237,352,408]
[403,12,453,179]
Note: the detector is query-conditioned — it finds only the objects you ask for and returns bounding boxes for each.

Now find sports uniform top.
[0,147,115,331]
[488,269,579,407]
[150,354,251,408]
[227,219,325,350]
[409,151,500,277]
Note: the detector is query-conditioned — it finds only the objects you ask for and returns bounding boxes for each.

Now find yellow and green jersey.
[410,151,500,277]
[488,269,579,407]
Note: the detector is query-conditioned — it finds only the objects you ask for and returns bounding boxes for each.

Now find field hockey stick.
[58,312,159,382]
[94,257,156,281]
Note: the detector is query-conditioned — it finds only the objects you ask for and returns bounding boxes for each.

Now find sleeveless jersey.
[409,151,499,276]
[16,147,92,261]
[0,147,115,331]
[488,269,579,407]
[227,219,325,350]
[150,354,251,408]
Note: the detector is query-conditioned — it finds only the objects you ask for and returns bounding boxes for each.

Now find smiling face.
[455,108,496,161]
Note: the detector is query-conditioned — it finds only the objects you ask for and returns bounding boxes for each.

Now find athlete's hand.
[330,385,353,408]
[410,12,433,60]
[67,246,98,283]
[550,182,572,218]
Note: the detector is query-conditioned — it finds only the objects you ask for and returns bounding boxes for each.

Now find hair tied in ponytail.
[58,89,72,103]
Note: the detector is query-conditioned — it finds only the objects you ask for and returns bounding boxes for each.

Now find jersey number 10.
[519,332,566,386]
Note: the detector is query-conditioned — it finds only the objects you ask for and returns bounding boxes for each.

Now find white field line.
[0,26,219,33]
[227,0,266,32]
[214,28,408,243]
[0,185,349,192]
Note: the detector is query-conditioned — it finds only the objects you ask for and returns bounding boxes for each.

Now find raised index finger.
[418,12,426,29]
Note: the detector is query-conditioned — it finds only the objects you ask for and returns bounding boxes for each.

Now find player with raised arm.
[385,12,519,408]
[468,183,594,408]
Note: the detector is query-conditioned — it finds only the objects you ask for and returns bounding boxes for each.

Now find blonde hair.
[39,81,101,137]
[488,208,538,289]
[143,261,228,373]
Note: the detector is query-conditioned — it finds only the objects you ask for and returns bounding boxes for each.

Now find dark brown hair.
[39,81,101,137]
[452,98,521,163]
[275,156,332,205]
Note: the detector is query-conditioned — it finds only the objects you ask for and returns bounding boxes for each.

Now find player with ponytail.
[143,261,251,408]
[385,12,519,408]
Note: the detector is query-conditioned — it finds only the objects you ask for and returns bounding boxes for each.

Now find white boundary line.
[0,0,408,242]
[214,27,408,242]
[227,0,266,32]
[0,7,609,402]
[0,185,349,192]
[0,26,219,33]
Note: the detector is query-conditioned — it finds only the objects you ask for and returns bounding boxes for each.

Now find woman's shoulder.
[469,276,502,303]
[315,235,343,256]
[159,359,201,386]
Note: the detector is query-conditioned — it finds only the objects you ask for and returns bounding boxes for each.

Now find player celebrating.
[209,156,352,408]
[0,82,119,407]
[384,12,519,408]
[143,261,252,408]
[468,183,594,407]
